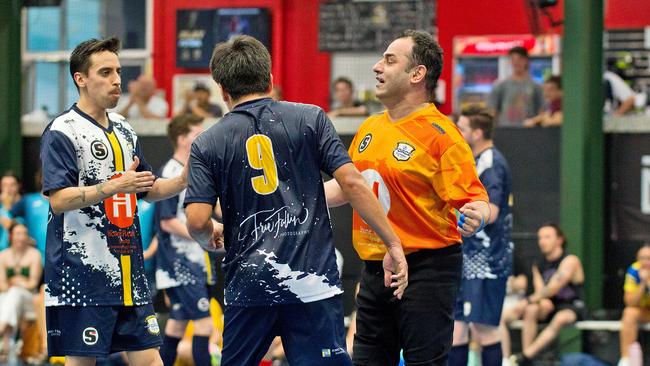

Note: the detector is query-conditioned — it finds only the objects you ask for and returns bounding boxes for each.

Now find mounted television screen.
[176,7,271,69]
[214,8,271,51]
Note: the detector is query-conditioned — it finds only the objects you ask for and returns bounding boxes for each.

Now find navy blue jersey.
[462,147,513,279]
[154,158,212,289]
[40,105,153,307]
[184,98,351,306]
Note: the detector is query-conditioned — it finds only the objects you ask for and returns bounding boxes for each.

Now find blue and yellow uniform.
[155,158,213,320]
[40,105,161,357]
[185,97,352,365]
[454,147,513,326]
[625,262,650,308]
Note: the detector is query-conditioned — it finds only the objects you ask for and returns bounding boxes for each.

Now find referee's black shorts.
[353,244,462,366]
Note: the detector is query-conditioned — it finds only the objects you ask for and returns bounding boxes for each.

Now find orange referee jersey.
[349,103,488,260]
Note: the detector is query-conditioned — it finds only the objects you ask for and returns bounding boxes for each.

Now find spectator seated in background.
[0,172,22,251]
[182,83,224,118]
[488,46,544,127]
[0,223,42,362]
[524,76,563,128]
[507,223,585,366]
[6,169,48,260]
[500,273,528,363]
[618,243,650,366]
[113,74,169,119]
[327,76,369,118]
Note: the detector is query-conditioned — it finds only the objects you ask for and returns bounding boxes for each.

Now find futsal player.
[450,105,513,366]
[40,37,188,366]
[184,35,408,366]
[154,113,217,366]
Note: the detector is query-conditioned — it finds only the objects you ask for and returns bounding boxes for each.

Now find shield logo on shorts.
[145,315,160,335]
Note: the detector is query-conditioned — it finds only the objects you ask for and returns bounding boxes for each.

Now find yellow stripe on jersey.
[105,131,125,171]
[121,255,133,306]
[204,251,214,285]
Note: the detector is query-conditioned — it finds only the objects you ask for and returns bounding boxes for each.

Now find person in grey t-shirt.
[488,46,544,127]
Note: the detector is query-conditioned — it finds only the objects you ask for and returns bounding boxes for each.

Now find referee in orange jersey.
[325,30,490,366]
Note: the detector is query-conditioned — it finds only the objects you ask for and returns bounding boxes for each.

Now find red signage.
[454,34,559,56]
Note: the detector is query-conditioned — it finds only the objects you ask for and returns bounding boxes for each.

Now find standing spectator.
[0,172,21,251]
[325,30,490,365]
[618,244,650,366]
[182,83,223,118]
[524,76,563,127]
[115,74,169,119]
[450,105,513,366]
[0,223,42,363]
[184,35,407,366]
[509,223,585,366]
[328,77,369,118]
[488,47,544,127]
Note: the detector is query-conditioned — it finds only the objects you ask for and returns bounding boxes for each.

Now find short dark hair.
[333,77,354,90]
[167,114,204,149]
[545,75,562,89]
[396,30,443,102]
[69,38,121,90]
[209,35,271,101]
[460,105,495,140]
[194,83,211,93]
[508,46,529,58]
[539,222,566,247]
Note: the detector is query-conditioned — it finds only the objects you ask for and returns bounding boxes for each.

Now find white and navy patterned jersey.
[154,158,213,289]
[185,98,351,307]
[41,104,153,307]
[462,147,513,280]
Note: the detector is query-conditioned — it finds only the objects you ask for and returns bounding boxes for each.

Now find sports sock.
[160,335,181,366]
[192,335,211,366]
[481,342,503,366]
[448,343,469,366]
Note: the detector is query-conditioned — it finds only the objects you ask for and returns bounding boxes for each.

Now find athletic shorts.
[166,284,211,321]
[221,295,352,366]
[454,277,507,326]
[46,304,162,357]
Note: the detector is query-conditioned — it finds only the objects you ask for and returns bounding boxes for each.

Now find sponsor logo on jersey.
[82,327,99,345]
[393,142,415,161]
[358,133,372,153]
[105,174,137,228]
[91,140,109,160]
[145,315,160,335]
[197,297,210,312]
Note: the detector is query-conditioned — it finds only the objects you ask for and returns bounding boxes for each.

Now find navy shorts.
[221,295,352,366]
[166,284,211,321]
[454,277,507,326]
[46,304,162,357]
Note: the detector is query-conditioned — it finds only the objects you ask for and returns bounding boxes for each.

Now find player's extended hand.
[201,222,225,252]
[109,156,155,195]
[382,245,408,299]
[457,201,486,237]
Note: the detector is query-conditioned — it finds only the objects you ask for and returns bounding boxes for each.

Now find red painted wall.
[153,0,331,114]
[606,0,650,29]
